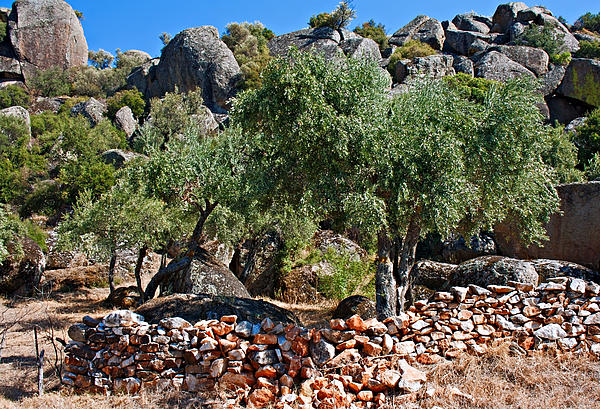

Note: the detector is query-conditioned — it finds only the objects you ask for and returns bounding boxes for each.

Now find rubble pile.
[64,276,600,408]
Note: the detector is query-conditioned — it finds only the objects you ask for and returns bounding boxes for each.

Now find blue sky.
[0,1,597,58]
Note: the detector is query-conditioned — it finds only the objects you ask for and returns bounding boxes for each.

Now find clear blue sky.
[0,1,597,58]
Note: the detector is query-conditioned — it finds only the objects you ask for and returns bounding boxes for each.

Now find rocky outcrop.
[0,42,22,80]
[101,149,143,169]
[491,2,528,33]
[451,13,492,34]
[473,50,535,81]
[394,54,455,83]
[495,182,600,271]
[389,16,445,50]
[491,45,548,76]
[539,64,566,96]
[444,29,494,56]
[441,233,497,265]
[267,27,381,62]
[529,259,600,283]
[131,27,242,112]
[7,0,87,82]
[0,105,30,133]
[558,58,600,108]
[546,95,590,125]
[446,256,539,288]
[136,293,299,325]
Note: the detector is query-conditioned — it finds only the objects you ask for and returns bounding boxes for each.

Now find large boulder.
[444,30,492,56]
[558,59,600,108]
[161,248,249,298]
[7,0,87,82]
[490,45,548,76]
[411,260,457,290]
[0,42,22,80]
[446,255,539,288]
[473,50,535,81]
[0,237,45,296]
[529,259,600,283]
[139,27,242,112]
[491,2,529,33]
[277,264,321,304]
[114,106,136,138]
[332,295,376,320]
[390,16,445,50]
[313,230,367,261]
[546,95,590,125]
[441,232,497,264]
[394,54,455,83]
[127,58,159,95]
[136,293,300,325]
[539,64,566,96]
[451,13,492,34]
[101,149,143,169]
[495,182,600,271]
[267,28,381,62]
[515,10,579,53]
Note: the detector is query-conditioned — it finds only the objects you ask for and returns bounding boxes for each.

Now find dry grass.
[419,344,600,409]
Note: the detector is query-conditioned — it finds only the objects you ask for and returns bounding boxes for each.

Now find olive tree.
[233,50,560,318]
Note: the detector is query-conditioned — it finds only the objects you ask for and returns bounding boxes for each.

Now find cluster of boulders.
[64,275,600,407]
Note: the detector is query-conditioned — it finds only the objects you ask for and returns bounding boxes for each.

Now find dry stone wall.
[64,276,600,408]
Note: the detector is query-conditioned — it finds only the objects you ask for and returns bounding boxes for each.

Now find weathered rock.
[573,32,600,43]
[67,323,88,343]
[70,98,106,126]
[120,49,151,64]
[495,182,600,271]
[491,2,529,33]
[441,232,497,265]
[278,264,321,304]
[539,64,566,96]
[452,55,474,75]
[114,106,136,137]
[136,293,300,325]
[515,12,579,53]
[310,338,336,366]
[447,256,539,288]
[31,96,65,114]
[231,232,282,297]
[0,237,45,296]
[127,58,159,96]
[529,260,600,284]
[490,45,548,76]
[143,26,242,112]
[0,105,30,133]
[40,265,108,291]
[314,230,367,262]
[444,30,491,56]
[332,295,376,320]
[0,42,22,80]
[7,0,88,82]
[473,50,535,81]
[394,54,455,83]
[564,117,587,137]
[534,323,567,340]
[161,249,250,298]
[390,16,445,50]
[546,95,591,125]
[558,59,600,108]
[452,13,492,34]
[267,27,381,62]
[515,6,553,24]
[101,149,143,169]
[411,260,457,290]
[102,310,145,327]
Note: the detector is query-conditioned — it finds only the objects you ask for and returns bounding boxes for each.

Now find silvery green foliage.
[0,205,24,263]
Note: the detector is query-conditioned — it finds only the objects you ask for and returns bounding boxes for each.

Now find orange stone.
[357,390,373,401]
[330,319,347,330]
[346,314,368,332]
[253,333,278,345]
[248,387,275,409]
[255,365,278,379]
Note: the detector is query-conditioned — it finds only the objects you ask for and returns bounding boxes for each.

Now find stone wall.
[495,182,600,271]
[64,276,600,408]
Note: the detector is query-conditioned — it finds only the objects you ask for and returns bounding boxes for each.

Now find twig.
[34,326,45,397]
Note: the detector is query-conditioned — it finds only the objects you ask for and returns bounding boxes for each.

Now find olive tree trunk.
[134,245,148,303]
[375,231,396,320]
[396,219,421,312]
[108,252,117,295]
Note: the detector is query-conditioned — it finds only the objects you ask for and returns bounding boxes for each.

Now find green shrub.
[443,73,499,103]
[575,12,600,34]
[316,248,374,300]
[585,152,600,180]
[387,40,437,76]
[573,107,600,167]
[0,205,25,263]
[0,85,30,109]
[58,96,87,115]
[30,111,63,138]
[574,40,600,59]
[115,49,149,71]
[540,125,584,183]
[58,158,116,205]
[516,23,570,65]
[106,89,145,119]
[29,67,71,97]
[354,20,388,51]
[550,52,572,66]
[68,66,104,97]
[222,22,274,90]
[309,13,333,29]
[88,49,115,70]
[20,180,62,217]
[0,21,7,43]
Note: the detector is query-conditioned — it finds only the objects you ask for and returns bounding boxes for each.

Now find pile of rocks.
[64,276,600,408]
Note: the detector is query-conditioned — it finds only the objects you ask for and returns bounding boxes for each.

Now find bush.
[515,23,570,65]
[58,158,116,205]
[0,21,6,43]
[316,248,375,300]
[222,22,274,90]
[20,180,63,217]
[309,13,333,29]
[0,205,25,263]
[540,125,583,183]
[29,67,71,97]
[88,49,115,69]
[106,89,146,119]
[0,85,30,109]
[354,20,388,51]
[575,12,600,34]
[30,111,63,138]
[68,66,104,97]
[586,152,600,180]
[115,49,149,71]
[387,40,437,76]
[574,40,600,59]
[308,1,356,30]
[443,73,499,103]
[573,107,600,167]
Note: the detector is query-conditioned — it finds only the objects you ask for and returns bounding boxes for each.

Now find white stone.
[534,324,567,340]
[103,310,145,327]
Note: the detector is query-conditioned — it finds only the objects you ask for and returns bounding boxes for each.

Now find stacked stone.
[403,276,600,361]
[63,276,600,408]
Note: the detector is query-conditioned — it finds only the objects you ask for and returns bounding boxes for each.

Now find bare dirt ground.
[1,272,599,409]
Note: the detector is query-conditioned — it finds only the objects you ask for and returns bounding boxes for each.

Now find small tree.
[159,32,172,46]
[354,20,388,51]
[309,1,356,30]
[88,49,115,70]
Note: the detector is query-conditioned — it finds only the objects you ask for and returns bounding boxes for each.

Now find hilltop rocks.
[132,26,242,112]
[491,45,548,76]
[267,27,381,61]
[7,0,87,82]
[495,182,600,271]
[0,105,30,133]
[394,54,455,83]
[558,59,600,108]
[491,2,528,33]
[444,30,494,56]
[473,51,535,81]
[452,13,492,34]
[70,97,106,126]
[389,16,445,50]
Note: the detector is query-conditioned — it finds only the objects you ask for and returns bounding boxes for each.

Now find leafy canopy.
[308,1,356,30]
[354,20,388,51]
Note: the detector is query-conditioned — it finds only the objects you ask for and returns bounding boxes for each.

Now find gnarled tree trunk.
[375,231,396,320]
[396,218,421,312]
